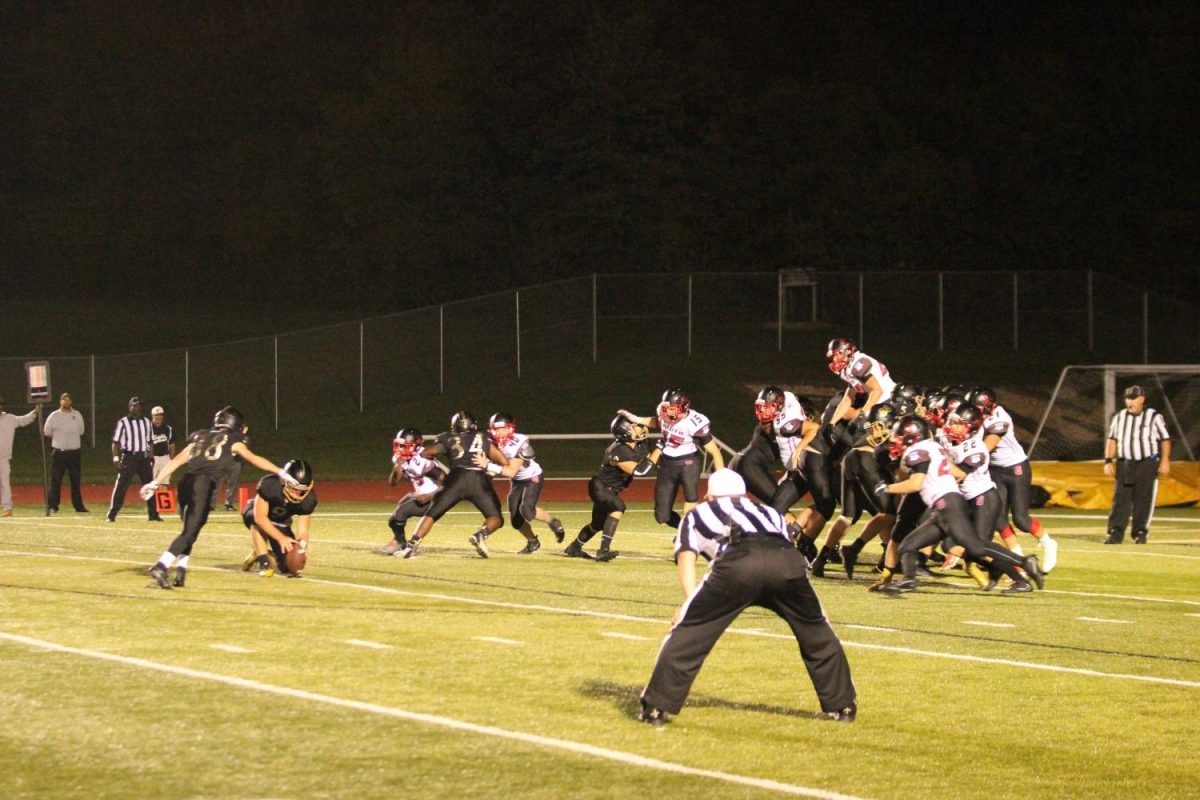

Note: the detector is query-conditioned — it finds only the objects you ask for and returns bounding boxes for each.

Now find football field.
[2,504,1198,799]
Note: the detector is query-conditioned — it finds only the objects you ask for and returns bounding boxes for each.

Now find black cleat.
[822,703,857,723]
[517,538,541,555]
[811,549,830,578]
[224,503,235,511]
[796,537,818,564]
[638,702,669,726]
[883,578,918,593]
[1001,580,1033,594]
[149,515,164,522]
[594,547,619,562]
[1022,555,1045,590]
[549,518,566,544]
[468,530,490,558]
[148,563,172,590]
[1103,531,1123,544]
[173,567,187,588]
[563,541,593,559]
[842,542,863,580]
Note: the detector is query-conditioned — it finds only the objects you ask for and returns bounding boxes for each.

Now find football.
[285,545,307,574]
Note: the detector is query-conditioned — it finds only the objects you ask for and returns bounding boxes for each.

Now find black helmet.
[611,415,649,443]
[865,403,899,448]
[893,384,923,405]
[888,415,930,460]
[943,404,983,443]
[392,428,422,460]
[450,411,477,433]
[281,459,315,501]
[660,388,691,422]
[755,386,786,424]
[488,411,516,444]
[826,337,857,373]
[965,387,998,415]
[213,406,245,431]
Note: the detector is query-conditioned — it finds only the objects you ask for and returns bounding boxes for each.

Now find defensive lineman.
[380,428,446,555]
[473,412,566,554]
[638,469,856,725]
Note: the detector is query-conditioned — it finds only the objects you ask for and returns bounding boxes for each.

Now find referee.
[106,396,163,522]
[639,469,856,725]
[1104,385,1171,545]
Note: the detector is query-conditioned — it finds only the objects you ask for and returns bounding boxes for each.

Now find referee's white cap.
[706,468,746,498]
[151,406,165,416]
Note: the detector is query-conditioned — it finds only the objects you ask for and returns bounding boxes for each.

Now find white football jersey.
[982,405,1027,468]
[497,432,542,482]
[946,433,995,500]
[902,439,960,506]
[392,452,444,496]
[837,351,896,402]
[657,407,712,457]
[773,391,808,468]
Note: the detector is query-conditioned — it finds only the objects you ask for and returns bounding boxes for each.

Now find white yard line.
[0,632,868,800]
[474,636,523,646]
[962,621,1015,629]
[209,644,252,653]
[344,639,392,650]
[3,550,1199,690]
[839,624,897,633]
[1077,617,1131,624]
[602,632,651,641]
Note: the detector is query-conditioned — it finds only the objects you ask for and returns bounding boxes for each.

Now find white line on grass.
[1068,548,1200,562]
[344,639,392,650]
[1077,617,1131,624]
[209,644,252,653]
[962,621,1015,629]
[3,550,1200,690]
[474,636,523,646]
[602,632,651,641]
[840,624,897,633]
[0,633,867,800]
[1187,614,1200,619]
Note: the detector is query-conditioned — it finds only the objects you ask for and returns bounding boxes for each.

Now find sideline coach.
[1104,385,1170,544]
[639,468,856,725]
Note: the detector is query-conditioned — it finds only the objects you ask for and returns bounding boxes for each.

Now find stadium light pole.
[359,322,364,412]
[776,269,783,353]
[439,305,445,394]
[686,274,693,356]
[592,273,598,362]
[937,271,944,351]
[857,272,864,348]
[184,350,189,434]
[1142,291,1149,363]
[89,354,96,448]
[1012,272,1019,351]
[515,290,521,378]
[1087,269,1094,351]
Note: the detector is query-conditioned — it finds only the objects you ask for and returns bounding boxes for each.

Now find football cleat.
[796,536,818,564]
[549,519,566,544]
[148,563,172,590]
[1040,534,1058,572]
[638,702,669,726]
[379,540,404,556]
[172,567,187,588]
[1103,531,1123,544]
[594,546,619,562]
[517,538,541,555]
[1022,555,1045,590]
[883,578,918,593]
[258,565,275,578]
[468,530,490,558]
[400,539,421,559]
[563,541,593,559]
[1001,581,1034,594]
[241,552,258,571]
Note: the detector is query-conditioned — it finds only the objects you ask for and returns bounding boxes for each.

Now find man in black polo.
[638,469,856,725]
[106,396,163,522]
[1104,385,1171,545]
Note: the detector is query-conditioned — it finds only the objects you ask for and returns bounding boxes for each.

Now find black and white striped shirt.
[675,496,789,563]
[112,415,153,456]
[1108,408,1170,461]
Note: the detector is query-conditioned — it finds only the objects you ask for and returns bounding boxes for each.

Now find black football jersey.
[253,473,318,526]
[596,439,650,491]
[186,427,246,477]
[738,425,779,463]
[433,430,495,471]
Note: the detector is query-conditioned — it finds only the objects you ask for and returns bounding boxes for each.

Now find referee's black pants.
[107,454,160,520]
[1107,458,1159,540]
[642,537,855,716]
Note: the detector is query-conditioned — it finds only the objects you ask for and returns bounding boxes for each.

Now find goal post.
[1029,364,1199,461]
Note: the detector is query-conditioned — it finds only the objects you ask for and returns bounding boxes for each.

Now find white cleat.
[1040,534,1058,573]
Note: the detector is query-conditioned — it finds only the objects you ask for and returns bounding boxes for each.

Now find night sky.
[1,1,1197,326]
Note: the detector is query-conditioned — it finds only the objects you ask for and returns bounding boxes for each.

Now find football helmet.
[826,337,857,373]
[943,405,983,444]
[392,428,422,462]
[754,386,786,424]
[864,403,899,448]
[611,415,649,443]
[281,459,315,503]
[450,411,478,433]
[888,415,930,460]
[213,406,246,431]
[659,388,690,422]
[966,387,999,415]
[890,397,916,418]
[940,384,969,399]
[893,384,923,406]
[920,390,945,425]
[940,393,966,424]
[488,412,516,445]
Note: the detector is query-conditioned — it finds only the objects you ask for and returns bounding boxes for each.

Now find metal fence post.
[1012,272,1019,351]
[273,336,279,430]
[1143,291,1149,363]
[1086,269,1094,351]
[184,349,189,434]
[359,322,364,412]
[686,274,693,356]
[515,290,521,378]
[592,273,598,363]
[439,305,445,394]
[89,354,96,448]
[857,272,864,347]
[776,270,783,352]
[937,271,944,351]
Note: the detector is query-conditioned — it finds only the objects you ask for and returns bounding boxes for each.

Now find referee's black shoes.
[637,701,669,726]
[1103,529,1124,544]
[822,703,856,723]
[1132,530,1148,544]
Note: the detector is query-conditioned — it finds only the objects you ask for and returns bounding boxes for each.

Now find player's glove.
[617,409,641,423]
[873,481,889,496]
[139,482,159,501]
[278,470,301,487]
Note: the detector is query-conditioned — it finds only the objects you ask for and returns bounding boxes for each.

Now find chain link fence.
[3,270,1196,446]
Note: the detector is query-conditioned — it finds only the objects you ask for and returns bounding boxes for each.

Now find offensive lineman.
[618,388,724,528]
[241,459,317,577]
[141,406,299,589]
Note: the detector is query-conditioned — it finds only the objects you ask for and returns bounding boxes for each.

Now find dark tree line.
[1,1,1196,313]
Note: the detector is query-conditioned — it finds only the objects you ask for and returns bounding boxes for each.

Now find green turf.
[1,505,1198,799]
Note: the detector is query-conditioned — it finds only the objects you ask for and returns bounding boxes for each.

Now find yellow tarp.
[1033,461,1200,509]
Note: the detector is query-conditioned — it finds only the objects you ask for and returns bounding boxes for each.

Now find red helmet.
[488,412,516,445]
[888,415,930,460]
[966,387,998,415]
[754,386,785,424]
[826,337,857,374]
[942,405,983,444]
[392,428,422,462]
[659,388,690,422]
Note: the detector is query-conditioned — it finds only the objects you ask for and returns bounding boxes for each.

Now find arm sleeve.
[1154,414,1170,441]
